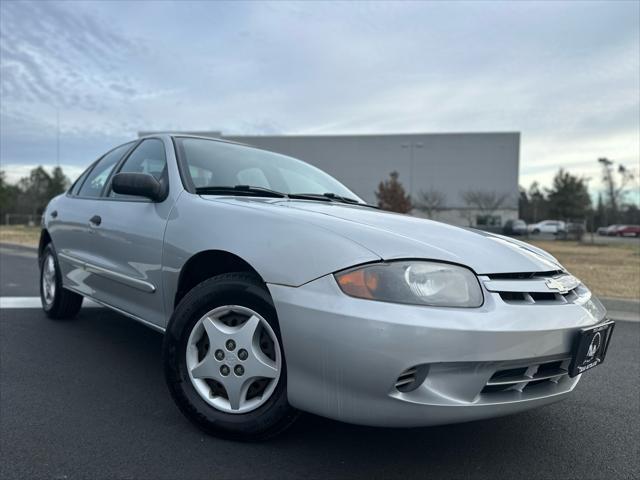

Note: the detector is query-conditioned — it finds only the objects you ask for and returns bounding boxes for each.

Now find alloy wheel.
[42,254,56,306]
[185,305,282,414]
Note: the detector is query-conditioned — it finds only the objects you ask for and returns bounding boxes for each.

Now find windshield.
[175,137,361,201]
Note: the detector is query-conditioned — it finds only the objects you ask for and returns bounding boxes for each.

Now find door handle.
[50,210,58,218]
[89,215,102,227]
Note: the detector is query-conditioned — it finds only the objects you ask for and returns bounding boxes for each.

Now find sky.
[1,0,639,198]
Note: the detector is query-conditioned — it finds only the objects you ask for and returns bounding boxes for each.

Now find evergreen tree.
[546,169,591,220]
[375,171,412,213]
[49,166,70,199]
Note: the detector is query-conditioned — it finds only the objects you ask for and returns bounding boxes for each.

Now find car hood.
[207,197,563,275]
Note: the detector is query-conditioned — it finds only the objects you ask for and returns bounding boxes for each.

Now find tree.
[528,182,548,223]
[0,170,19,220]
[375,171,412,213]
[415,188,446,219]
[598,157,636,222]
[2,166,71,218]
[462,190,510,226]
[620,203,640,225]
[518,186,530,221]
[546,169,591,220]
[18,167,54,215]
[593,193,606,229]
[48,166,70,199]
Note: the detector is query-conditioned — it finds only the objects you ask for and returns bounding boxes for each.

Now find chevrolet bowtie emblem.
[545,277,572,294]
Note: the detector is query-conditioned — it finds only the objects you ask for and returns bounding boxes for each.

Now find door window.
[77,143,133,197]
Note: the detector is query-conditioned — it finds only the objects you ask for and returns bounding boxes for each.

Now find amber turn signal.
[335,269,379,299]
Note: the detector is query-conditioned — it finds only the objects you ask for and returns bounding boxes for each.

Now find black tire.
[532,228,540,234]
[39,243,83,319]
[163,272,299,441]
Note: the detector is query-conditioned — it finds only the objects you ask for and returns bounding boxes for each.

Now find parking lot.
[1,244,639,480]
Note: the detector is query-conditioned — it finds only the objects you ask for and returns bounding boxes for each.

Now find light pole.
[401,141,423,196]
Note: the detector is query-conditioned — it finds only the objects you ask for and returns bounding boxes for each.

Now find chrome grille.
[484,272,587,305]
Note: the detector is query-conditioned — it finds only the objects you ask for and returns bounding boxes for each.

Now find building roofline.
[224,131,520,139]
[141,130,520,140]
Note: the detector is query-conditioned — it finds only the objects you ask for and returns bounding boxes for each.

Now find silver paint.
[42,133,609,428]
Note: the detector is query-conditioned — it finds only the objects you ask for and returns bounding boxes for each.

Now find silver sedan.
[39,134,615,440]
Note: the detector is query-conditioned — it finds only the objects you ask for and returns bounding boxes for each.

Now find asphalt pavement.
[1,245,638,480]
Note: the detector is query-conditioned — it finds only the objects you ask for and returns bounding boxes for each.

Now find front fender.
[161,194,381,311]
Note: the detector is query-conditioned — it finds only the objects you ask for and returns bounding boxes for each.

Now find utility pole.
[56,108,60,167]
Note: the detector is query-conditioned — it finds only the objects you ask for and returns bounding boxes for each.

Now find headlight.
[334,261,483,308]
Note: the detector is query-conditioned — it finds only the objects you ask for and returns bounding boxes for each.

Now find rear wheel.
[163,272,298,441]
[40,244,83,319]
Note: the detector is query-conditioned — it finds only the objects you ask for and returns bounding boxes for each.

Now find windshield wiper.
[292,192,379,208]
[196,186,378,208]
[195,185,288,198]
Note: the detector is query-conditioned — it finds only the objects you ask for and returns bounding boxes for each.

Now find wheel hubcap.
[42,254,56,306]
[185,305,281,414]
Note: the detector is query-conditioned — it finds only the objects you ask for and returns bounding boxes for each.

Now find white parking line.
[0,297,101,309]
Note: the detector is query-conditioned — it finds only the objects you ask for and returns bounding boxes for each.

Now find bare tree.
[415,188,446,219]
[598,157,636,220]
[462,190,510,226]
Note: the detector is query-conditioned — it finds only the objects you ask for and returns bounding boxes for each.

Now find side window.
[70,167,92,196]
[109,139,167,198]
[77,143,133,198]
[119,139,167,179]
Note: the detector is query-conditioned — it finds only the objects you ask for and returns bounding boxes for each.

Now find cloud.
[0,0,638,195]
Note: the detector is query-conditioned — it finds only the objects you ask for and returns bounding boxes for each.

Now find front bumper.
[268,274,607,427]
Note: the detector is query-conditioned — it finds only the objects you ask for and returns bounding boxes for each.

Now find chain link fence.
[3,214,42,227]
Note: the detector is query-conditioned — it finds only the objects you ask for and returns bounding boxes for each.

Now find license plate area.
[569,320,615,377]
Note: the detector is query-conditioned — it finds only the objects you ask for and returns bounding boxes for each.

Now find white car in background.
[528,220,567,235]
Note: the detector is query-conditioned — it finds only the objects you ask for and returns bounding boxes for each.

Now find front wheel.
[163,272,298,441]
[40,244,83,319]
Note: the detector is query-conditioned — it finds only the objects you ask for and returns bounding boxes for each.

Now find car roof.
[138,133,248,147]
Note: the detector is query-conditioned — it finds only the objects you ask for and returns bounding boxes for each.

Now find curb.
[0,242,38,256]
[0,242,38,251]
[600,297,640,322]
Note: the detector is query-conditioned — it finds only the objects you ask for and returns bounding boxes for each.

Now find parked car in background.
[604,224,623,236]
[527,220,567,234]
[596,226,611,236]
[502,219,527,236]
[615,225,640,237]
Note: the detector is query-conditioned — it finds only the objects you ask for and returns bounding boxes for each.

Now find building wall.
[414,208,520,228]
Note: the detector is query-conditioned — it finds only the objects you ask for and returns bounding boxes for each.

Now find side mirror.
[112,173,164,202]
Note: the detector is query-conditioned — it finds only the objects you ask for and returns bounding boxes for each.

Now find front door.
[89,138,176,327]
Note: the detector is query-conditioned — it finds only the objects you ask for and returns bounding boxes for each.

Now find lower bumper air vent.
[395,365,429,392]
[481,359,569,394]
